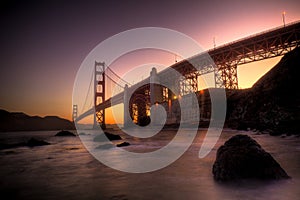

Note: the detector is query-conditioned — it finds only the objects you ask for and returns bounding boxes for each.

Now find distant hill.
[0,109,75,132]
[226,47,300,135]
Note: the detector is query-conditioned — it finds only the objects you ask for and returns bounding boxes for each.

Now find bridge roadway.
[75,21,300,123]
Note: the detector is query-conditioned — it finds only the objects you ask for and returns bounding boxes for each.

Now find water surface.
[0,129,299,200]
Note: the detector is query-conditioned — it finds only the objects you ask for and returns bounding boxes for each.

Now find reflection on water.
[0,129,299,200]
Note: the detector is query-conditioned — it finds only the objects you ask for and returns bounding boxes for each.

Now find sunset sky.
[0,0,300,123]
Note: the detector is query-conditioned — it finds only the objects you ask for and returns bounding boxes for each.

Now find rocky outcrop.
[226,47,300,135]
[26,138,51,146]
[0,138,50,150]
[95,144,114,149]
[212,134,290,181]
[55,130,76,137]
[93,132,122,142]
[116,142,130,147]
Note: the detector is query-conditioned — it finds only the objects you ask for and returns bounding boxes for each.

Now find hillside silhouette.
[0,109,75,132]
[226,47,300,135]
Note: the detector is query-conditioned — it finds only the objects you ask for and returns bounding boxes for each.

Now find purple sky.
[0,0,299,120]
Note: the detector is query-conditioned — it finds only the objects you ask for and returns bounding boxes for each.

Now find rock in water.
[55,130,76,137]
[26,138,50,147]
[93,132,122,142]
[104,132,122,140]
[212,134,289,181]
[0,138,50,149]
[116,142,130,147]
[95,144,114,149]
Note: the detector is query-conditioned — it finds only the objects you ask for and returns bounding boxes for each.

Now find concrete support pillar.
[123,84,131,128]
[150,67,163,125]
[150,67,163,105]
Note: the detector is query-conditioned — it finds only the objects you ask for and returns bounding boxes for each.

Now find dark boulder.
[55,130,76,137]
[0,143,17,150]
[138,116,151,126]
[93,132,122,142]
[0,138,50,150]
[79,132,91,136]
[116,142,130,147]
[212,134,289,181]
[104,132,122,140]
[26,138,50,147]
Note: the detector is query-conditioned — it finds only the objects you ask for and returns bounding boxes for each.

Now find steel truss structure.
[166,21,300,89]
[179,74,198,96]
[210,21,300,88]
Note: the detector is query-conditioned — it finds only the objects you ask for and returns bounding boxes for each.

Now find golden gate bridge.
[73,21,300,128]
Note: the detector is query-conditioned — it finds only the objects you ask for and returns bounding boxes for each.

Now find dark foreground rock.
[116,142,130,147]
[26,138,50,147]
[55,130,76,137]
[93,132,122,142]
[213,134,289,181]
[0,138,50,150]
[79,132,91,136]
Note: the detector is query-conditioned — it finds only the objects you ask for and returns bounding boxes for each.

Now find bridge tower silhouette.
[72,104,78,122]
[94,61,106,129]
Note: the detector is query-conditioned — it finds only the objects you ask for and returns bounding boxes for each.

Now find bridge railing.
[206,20,300,53]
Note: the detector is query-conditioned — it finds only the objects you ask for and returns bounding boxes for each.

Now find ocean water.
[0,129,299,200]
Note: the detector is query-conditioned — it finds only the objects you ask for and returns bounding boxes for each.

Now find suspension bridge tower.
[72,104,78,122]
[94,61,106,129]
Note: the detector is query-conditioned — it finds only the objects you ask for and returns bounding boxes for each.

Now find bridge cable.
[81,69,94,113]
[105,64,132,86]
[104,73,125,89]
